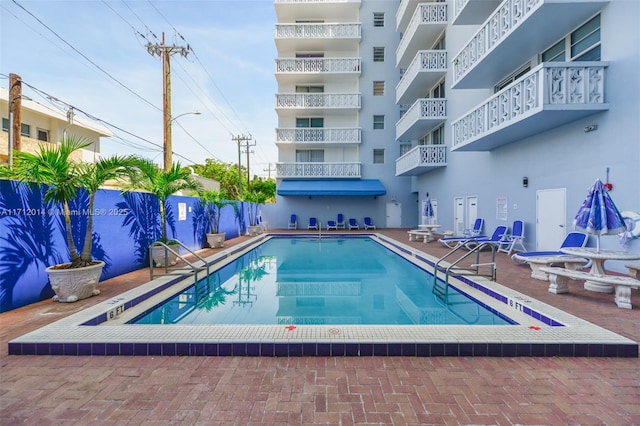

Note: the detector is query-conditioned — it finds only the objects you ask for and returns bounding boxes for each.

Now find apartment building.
[270,0,639,268]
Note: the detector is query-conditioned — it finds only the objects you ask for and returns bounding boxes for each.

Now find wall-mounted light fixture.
[584,124,598,133]
[391,196,397,202]
[523,177,528,187]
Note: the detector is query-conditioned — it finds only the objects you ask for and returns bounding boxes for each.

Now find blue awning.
[277,179,386,196]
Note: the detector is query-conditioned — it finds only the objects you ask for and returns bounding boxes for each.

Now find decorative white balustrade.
[275,23,361,39]
[396,145,447,176]
[276,93,361,109]
[276,162,361,178]
[452,0,542,85]
[275,58,361,74]
[396,99,447,139]
[275,0,360,3]
[396,3,448,63]
[276,128,361,144]
[396,50,447,101]
[452,62,608,150]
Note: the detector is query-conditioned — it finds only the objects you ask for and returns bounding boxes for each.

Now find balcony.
[452,0,501,25]
[275,93,361,115]
[451,62,608,151]
[396,145,447,176]
[396,3,447,68]
[275,127,361,146]
[452,0,608,89]
[275,57,361,84]
[275,0,361,22]
[275,23,361,52]
[276,162,361,178]
[396,50,447,104]
[396,98,446,140]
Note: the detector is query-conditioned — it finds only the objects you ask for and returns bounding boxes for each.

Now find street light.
[7,94,32,170]
[164,110,201,171]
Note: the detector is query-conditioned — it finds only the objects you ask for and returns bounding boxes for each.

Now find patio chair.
[463,218,484,237]
[497,220,526,255]
[348,218,359,230]
[363,217,376,230]
[308,217,319,230]
[512,232,589,264]
[326,220,337,230]
[288,214,297,229]
[336,213,346,229]
[439,225,508,250]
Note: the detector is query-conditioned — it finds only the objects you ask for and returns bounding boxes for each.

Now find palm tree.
[1,136,139,268]
[199,190,234,234]
[130,159,203,243]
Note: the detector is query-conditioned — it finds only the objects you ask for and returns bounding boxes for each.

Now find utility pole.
[263,163,276,179]
[242,139,257,186]
[232,134,252,194]
[146,33,190,171]
[8,73,23,168]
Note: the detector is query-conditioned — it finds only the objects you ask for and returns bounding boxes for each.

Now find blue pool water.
[131,237,513,326]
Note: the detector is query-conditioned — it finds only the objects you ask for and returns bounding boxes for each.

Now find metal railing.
[149,240,210,283]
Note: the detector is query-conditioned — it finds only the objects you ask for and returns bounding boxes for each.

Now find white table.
[560,247,640,293]
[411,224,441,243]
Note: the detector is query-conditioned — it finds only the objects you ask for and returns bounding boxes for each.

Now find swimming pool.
[8,233,638,357]
[130,237,513,326]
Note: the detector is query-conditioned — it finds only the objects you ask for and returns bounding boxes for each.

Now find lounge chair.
[288,214,297,229]
[308,217,318,230]
[463,218,484,237]
[363,217,376,230]
[348,218,359,230]
[326,220,337,230]
[336,213,345,229]
[512,232,589,264]
[497,220,526,255]
[439,225,508,250]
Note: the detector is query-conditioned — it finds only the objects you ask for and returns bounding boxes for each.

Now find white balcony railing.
[396,99,447,140]
[396,145,447,176]
[276,162,361,178]
[396,50,447,103]
[452,0,501,25]
[275,23,361,40]
[276,93,361,109]
[452,62,608,150]
[275,57,361,74]
[396,3,447,66]
[276,128,361,144]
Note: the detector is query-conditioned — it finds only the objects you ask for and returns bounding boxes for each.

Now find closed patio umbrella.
[573,179,626,252]
[423,194,434,225]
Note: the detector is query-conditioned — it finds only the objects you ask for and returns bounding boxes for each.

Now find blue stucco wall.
[0,179,247,312]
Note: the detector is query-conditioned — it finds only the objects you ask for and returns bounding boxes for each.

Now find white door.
[454,197,464,236]
[536,188,566,250]
[465,196,478,231]
[386,202,401,228]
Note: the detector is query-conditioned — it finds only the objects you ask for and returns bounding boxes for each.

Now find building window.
[495,65,531,92]
[431,80,445,98]
[373,115,384,130]
[296,85,324,93]
[542,14,601,62]
[1,118,8,132]
[373,149,385,164]
[373,47,385,62]
[296,117,323,128]
[373,81,384,96]
[432,125,445,145]
[296,149,324,162]
[20,123,30,137]
[400,144,412,156]
[373,12,384,27]
[37,128,49,142]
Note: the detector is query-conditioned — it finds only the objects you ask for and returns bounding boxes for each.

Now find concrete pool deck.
[1,229,639,423]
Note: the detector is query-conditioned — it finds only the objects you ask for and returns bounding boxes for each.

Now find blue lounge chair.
[497,220,526,255]
[363,217,376,230]
[512,232,589,264]
[336,213,345,229]
[439,225,508,250]
[308,217,318,230]
[348,218,359,230]
[288,214,297,229]
[463,218,484,237]
[326,220,337,230]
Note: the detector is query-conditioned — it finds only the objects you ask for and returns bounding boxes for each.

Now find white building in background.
[268,0,639,269]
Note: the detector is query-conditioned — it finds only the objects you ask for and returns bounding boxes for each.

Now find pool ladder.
[432,240,497,303]
[149,240,210,284]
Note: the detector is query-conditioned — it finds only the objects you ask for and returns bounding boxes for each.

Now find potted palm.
[130,159,202,266]
[1,136,139,302]
[200,190,234,248]
[242,190,267,236]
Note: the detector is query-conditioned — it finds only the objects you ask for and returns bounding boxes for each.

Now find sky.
[0,0,279,177]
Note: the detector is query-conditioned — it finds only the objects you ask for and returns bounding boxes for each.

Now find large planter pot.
[46,261,105,303]
[151,244,179,267]
[206,232,226,248]
[248,225,262,236]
